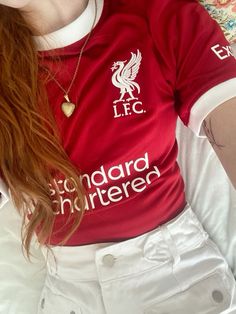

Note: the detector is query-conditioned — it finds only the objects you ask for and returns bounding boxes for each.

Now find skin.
[0,0,32,8]
[204,97,236,190]
[0,0,89,34]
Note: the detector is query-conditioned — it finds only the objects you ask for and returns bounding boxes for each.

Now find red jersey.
[34,0,236,245]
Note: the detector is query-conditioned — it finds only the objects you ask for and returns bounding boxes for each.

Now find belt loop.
[160,225,180,266]
[43,246,58,276]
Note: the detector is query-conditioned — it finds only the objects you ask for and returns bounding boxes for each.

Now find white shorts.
[37,205,236,314]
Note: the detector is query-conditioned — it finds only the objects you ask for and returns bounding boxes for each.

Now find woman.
[0,0,236,313]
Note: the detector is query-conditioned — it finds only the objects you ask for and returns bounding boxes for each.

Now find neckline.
[34,0,104,51]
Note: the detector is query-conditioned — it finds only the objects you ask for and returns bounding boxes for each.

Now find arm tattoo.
[203,119,225,150]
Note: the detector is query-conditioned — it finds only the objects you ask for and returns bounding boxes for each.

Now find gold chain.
[43,0,98,117]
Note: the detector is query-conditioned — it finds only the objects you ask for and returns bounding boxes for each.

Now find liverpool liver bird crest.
[111,50,142,104]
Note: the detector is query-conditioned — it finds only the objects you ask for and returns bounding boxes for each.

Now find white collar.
[34,0,104,51]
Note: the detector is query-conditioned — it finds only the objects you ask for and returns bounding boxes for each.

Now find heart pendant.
[61,102,76,117]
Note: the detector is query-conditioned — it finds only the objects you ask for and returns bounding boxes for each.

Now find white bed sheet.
[0,202,46,314]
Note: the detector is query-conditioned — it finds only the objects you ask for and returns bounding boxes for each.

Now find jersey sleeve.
[148,0,236,136]
[0,178,9,209]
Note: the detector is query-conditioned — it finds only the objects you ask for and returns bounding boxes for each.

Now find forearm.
[203,96,236,190]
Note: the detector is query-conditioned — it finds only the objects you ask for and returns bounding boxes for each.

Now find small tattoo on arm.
[203,119,225,149]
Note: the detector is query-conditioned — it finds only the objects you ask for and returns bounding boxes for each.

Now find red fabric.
[37,0,236,245]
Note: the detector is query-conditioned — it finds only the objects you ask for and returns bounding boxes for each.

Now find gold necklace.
[46,0,98,118]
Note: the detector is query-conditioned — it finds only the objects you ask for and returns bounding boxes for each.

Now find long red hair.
[0,6,85,258]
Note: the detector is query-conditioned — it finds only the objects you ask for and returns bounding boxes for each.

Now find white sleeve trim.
[0,178,9,209]
[189,78,236,137]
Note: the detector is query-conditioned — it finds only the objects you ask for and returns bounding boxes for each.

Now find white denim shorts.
[37,205,236,314]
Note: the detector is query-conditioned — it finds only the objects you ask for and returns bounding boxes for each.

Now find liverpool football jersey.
[8,0,236,245]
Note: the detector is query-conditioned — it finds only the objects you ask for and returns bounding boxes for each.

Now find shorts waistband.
[42,205,208,281]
